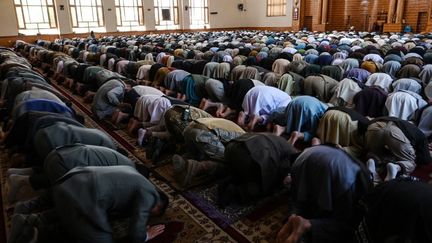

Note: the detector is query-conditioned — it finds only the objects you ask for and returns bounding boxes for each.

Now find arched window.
[14,0,58,35]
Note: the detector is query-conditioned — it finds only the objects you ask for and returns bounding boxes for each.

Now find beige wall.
[208,0,248,28]
[56,0,73,34]
[0,0,294,37]
[244,0,293,27]
[0,1,18,36]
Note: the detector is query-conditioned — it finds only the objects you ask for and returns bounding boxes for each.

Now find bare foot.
[273,125,286,136]
[146,224,166,241]
[199,98,207,110]
[284,215,311,243]
[247,115,262,131]
[144,80,152,86]
[165,89,174,96]
[127,118,141,135]
[83,91,95,103]
[216,104,226,117]
[201,99,213,111]
[111,110,120,124]
[311,137,321,146]
[112,111,129,124]
[237,111,247,127]
[220,107,236,118]
[287,131,304,145]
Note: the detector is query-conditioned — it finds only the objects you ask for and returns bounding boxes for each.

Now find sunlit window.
[14,0,58,35]
[189,0,209,29]
[115,0,146,31]
[267,0,287,17]
[154,0,179,30]
[69,0,105,33]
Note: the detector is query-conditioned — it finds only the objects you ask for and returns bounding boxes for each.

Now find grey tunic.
[33,122,116,164]
[53,166,158,243]
[91,79,125,119]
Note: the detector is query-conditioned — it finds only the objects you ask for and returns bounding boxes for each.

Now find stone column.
[321,0,329,24]
[387,0,396,23]
[395,0,405,24]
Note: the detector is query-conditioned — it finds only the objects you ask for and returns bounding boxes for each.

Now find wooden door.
[417,12,428,33]
[303,16,312,31]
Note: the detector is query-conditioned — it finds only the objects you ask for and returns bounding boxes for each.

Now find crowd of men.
[2,29,432,242]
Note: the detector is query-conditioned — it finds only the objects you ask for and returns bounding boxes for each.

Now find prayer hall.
[1,0,432,242]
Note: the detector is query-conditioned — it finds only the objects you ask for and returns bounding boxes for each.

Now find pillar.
[321,0,328,24]
[387,0,396,23]
[395,0,405,24]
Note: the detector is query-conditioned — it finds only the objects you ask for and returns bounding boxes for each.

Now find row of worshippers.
[21,32,432,147]
[12,29,432,242]
[0,47,170,243]
[16,30,432,128]
[19,31,432,184]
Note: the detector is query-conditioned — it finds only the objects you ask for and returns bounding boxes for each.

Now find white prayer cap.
[390,34,399,40]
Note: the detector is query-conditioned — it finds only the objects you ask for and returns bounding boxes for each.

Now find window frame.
[154,0,179,29]
[266,0,287,17]
[115,0,145,30]
[69,0,105,32]
[14,0,58,35]
[188,0,209,29]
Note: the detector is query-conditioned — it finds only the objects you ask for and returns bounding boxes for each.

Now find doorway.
[303,16,313,31]
[417,12,428,33]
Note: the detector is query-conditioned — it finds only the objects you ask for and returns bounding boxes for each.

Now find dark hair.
[156,190,169,216]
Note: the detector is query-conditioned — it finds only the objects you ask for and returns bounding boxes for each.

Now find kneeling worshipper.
[354,179,432,243]
[127,94,173,134]
[417,104,432,139]
[8,166,169,243]
[315,107,369,159]
[270,96,328,146]
[276,145,372,243]
[364,117,432,182]
[171,118,246,187]
[219,133,299,207]
[238,85,292,131]
[111,85,165,125]
[1,111,82,153]
[301,74,339,102]
[8,144,131,204]
[91,78,131,120]
[137,104,213,147]
[353,85,388,118]
[200,78,262,119]
[385,90,427,121]
[28,121,117,166]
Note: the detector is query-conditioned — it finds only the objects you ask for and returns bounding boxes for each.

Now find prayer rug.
[1,66,291,242]
[44,74,291,242]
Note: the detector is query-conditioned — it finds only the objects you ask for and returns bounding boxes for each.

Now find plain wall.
[208,0,248,28]
[0,1,18,36]
[244,0,293,27]
[0,0,295,37]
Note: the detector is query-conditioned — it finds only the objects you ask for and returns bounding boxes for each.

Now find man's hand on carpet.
[147,224,165,241]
